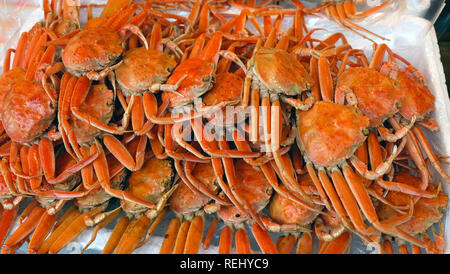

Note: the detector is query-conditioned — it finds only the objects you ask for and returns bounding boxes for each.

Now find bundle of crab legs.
[0,0,448,254]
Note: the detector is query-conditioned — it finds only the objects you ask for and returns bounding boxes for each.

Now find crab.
[377,46,450,187]
[0,150,96,254]
[34,154,128,254]
[56,2,148,81]
[111,22,180,139]
[56,74,165,212]
[0,28,71,192]
[377,171,448,254]
[148,32,261,161]
[209,159,276,254]
[262,174,323,254]
[101,156,177,254]
[296,100,426,248]
[337,43,449,193]
[159,161,220,254]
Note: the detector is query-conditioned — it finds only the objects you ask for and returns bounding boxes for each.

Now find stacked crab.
[0,0,447,254]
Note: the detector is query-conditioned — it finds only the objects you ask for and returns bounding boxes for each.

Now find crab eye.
[203,76,211,82]
[167,67,174,73]
[235,214,241,218]
[362,128,369,136]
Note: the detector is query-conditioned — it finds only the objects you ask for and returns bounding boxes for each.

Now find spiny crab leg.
[350,136,406,181]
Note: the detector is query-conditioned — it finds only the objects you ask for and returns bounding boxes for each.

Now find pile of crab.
[0,0,447,254]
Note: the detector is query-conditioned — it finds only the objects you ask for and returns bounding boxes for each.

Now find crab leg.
[1,205,45,254]
[318,231,352,254]
[172,122,210,160]
[391,120,430,186]
[184,161,231,206]
[37,204,80,253]
[11,32,28,70]
[350,136,406,180]
[230,226,250,254]
[296,232,314,254]
[103,134,147,171]
[101,215,130,254]
[47,203,107,254]
[344,0,392,19]
[325,167,376,237]
[276,234,297,254]
[378,116,416,142]
[131,95,145,132]
[231,129,319,212]
[335,3,389,41]
[91,141,164,209]
[46,150,99,185]
[0,202,20,246]
[1,158,18,194]
[38,138,55,181]
[202,217,218,251]
[28,144,42,190]
[173,219,192,254]
[251,223,278,254]
[365,132,435,198]
[160,217,181,254]
[218,137,265,229]
[8,142,38,180]
[183,214,205,254]
[189,116,261,158]
[70,76,126,135]
[57,73,78,160]
[174,158,211,201]
[163,124,209,163]
[27,201,65,254]
[412,127,450,184]
[218,225,233,254]
[208,145,254,221]
[114,215,152,254]
[341,163,425,247]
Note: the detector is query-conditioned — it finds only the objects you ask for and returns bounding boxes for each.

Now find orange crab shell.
[252,47,312,96]
[298,101,370,167]
[169,162,218,215]
[336,67,405,127]
[71,83,114,143]
[0,68,25,116]
[166,58,215,108]
[62,28,124,76]
[202,72,244,125]
[121,157,174,214]
[217,160,272,223]
[377,171,448,235]
[202,72,243,107]
[269,180,323,227]
[395,71,435,121]
[115,48,177,96]
[2,80,56,143]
